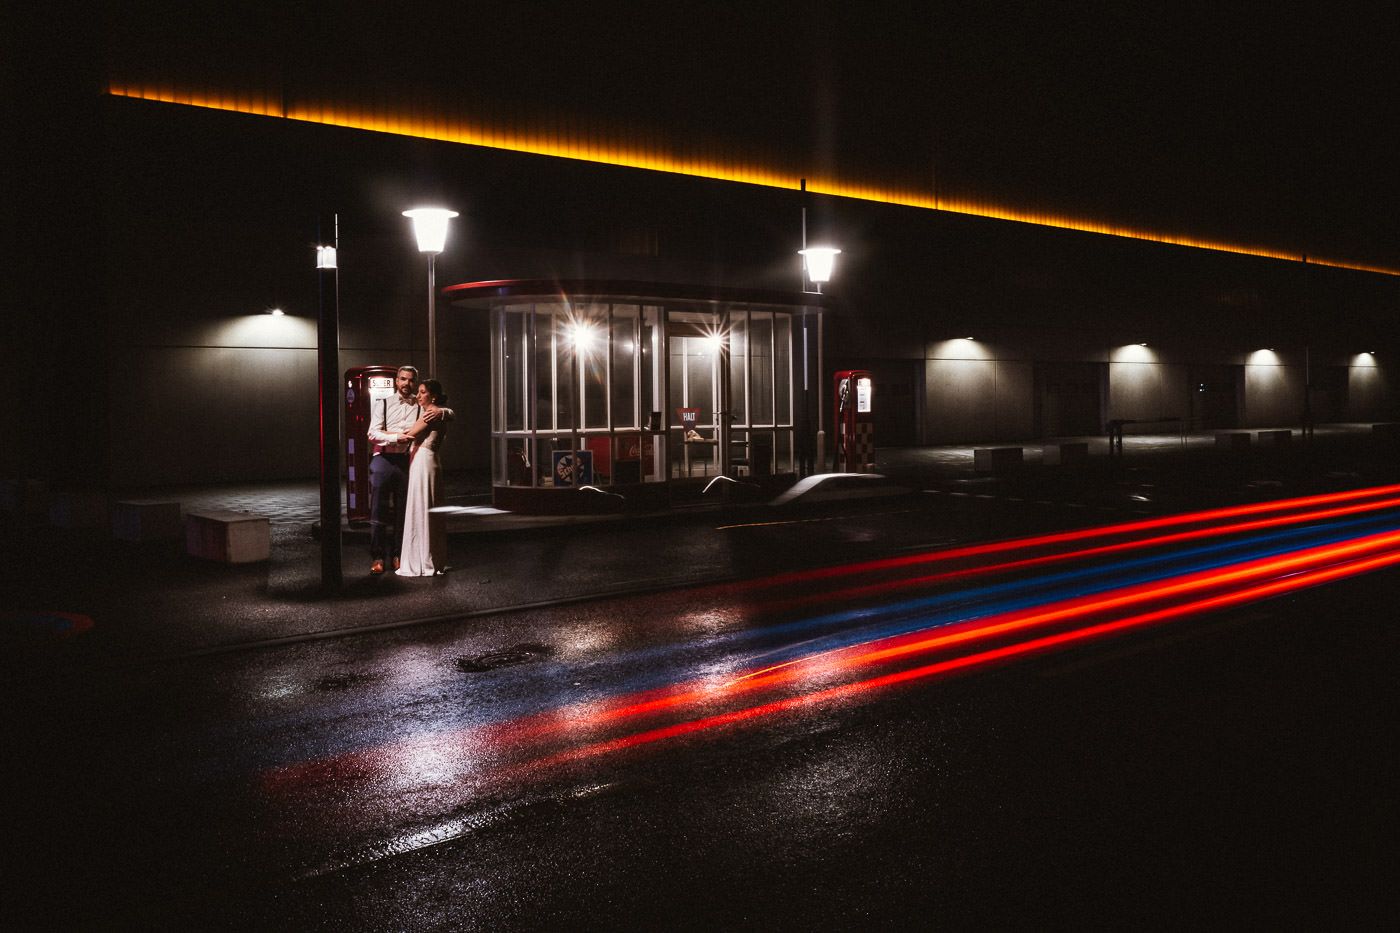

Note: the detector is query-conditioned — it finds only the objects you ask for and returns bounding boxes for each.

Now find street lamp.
[798,179,840,295]
[402,207,458,377]
[799,245,841,293]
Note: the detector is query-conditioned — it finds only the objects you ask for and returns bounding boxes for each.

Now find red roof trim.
[442,278,829,309]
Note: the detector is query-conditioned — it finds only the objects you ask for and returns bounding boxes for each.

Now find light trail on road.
[755,492,1400,613]
[735,481,1400,593]
[530,541,1400,769]
[262,484,1400,801]
[506,523,1400,748]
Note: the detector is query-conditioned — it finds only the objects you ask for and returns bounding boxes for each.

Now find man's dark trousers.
[369,452,410,562]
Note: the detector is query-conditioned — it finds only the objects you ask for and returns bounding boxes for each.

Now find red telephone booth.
[343,365,400,523]
[832,369,874,473]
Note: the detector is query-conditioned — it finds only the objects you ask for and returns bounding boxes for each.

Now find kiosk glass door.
[668,309,723,478]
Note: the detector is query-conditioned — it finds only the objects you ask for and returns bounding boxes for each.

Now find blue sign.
[551,450,594,487]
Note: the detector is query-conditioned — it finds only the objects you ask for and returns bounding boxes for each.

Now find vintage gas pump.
[832,369,874,472]
[343,365,400,523]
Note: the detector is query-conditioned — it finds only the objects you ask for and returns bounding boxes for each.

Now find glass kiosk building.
[445,280,826,513]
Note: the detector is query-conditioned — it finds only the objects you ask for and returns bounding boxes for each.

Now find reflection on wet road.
[256,483,1400,877]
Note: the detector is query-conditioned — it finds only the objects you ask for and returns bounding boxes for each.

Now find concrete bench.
[185,510,270,563]
[48,490,110,528]
[113,500,183,542]
[974,447,1023,472]
[1042,442,1090,466]
[1214,432,1252,449]
[1256,429,1292,446]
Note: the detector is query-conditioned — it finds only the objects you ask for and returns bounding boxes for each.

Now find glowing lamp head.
[315,245,337,269]
[402,207,459,253]
[798,245,841,284]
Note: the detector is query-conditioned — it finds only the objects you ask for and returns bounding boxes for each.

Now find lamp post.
[798,179,841,296]
[402,207,458,377]
[797,179,839,471]
[316,216,342,587]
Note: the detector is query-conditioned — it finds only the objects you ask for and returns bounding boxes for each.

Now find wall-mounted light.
[1113,343,1158,363]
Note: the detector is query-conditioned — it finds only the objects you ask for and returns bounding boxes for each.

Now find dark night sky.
[92,1,1400,267]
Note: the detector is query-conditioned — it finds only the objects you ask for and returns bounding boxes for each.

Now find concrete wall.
[1348,357,1388,420]
[58,99,1399,488]
[1104,344,1189,423]
[108,335,487,488]
[1242,354,1304,427]
[924,340,1032,443]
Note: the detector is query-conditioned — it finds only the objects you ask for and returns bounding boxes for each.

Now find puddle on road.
[455,643,555,673]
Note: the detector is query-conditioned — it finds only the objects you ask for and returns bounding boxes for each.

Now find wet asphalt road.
[12,573,1400,930]
[9,480,1400,929]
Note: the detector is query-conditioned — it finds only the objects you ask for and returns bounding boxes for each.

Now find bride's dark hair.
[421,379,447,406]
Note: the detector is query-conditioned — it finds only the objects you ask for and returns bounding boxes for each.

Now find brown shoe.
[393,557,401,570]
[370,560,385,574]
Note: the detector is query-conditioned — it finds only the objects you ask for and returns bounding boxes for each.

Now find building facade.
[8,12,1398,489]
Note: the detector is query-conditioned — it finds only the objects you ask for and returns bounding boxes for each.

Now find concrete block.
[186,510,270,563]
[974,447,1024,472]
[113,500,183,542]
[1042,442,1090,466]
[0,477,49,514]
[1214,432,1252,449]
[1256,429,1292,446]
[48,490,110,528]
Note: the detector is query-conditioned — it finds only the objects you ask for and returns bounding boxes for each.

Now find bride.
[396,379,449,576]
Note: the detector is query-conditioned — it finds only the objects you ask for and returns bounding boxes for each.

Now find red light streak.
[739,483,1400,593]
[769,493,1400,611]
[261,486,1400,795]
[533,543,1400,769]
[526,525,1400,740]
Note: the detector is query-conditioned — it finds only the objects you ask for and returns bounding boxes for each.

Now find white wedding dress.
[396,424,445,576]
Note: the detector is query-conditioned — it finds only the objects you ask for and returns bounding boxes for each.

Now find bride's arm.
[403,418,432,440]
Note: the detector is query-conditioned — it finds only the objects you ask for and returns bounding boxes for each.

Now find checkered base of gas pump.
[841,422,875,472]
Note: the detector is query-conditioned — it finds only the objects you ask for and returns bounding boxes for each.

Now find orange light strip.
[107,85,1400,277]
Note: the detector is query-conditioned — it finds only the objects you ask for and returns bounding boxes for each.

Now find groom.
[366,365,451,574]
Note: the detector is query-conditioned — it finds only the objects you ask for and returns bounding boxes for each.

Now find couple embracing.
[367,365,452,577]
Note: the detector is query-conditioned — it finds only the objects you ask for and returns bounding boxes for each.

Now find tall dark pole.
[317,213,343,587]
[427,251,437,378]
